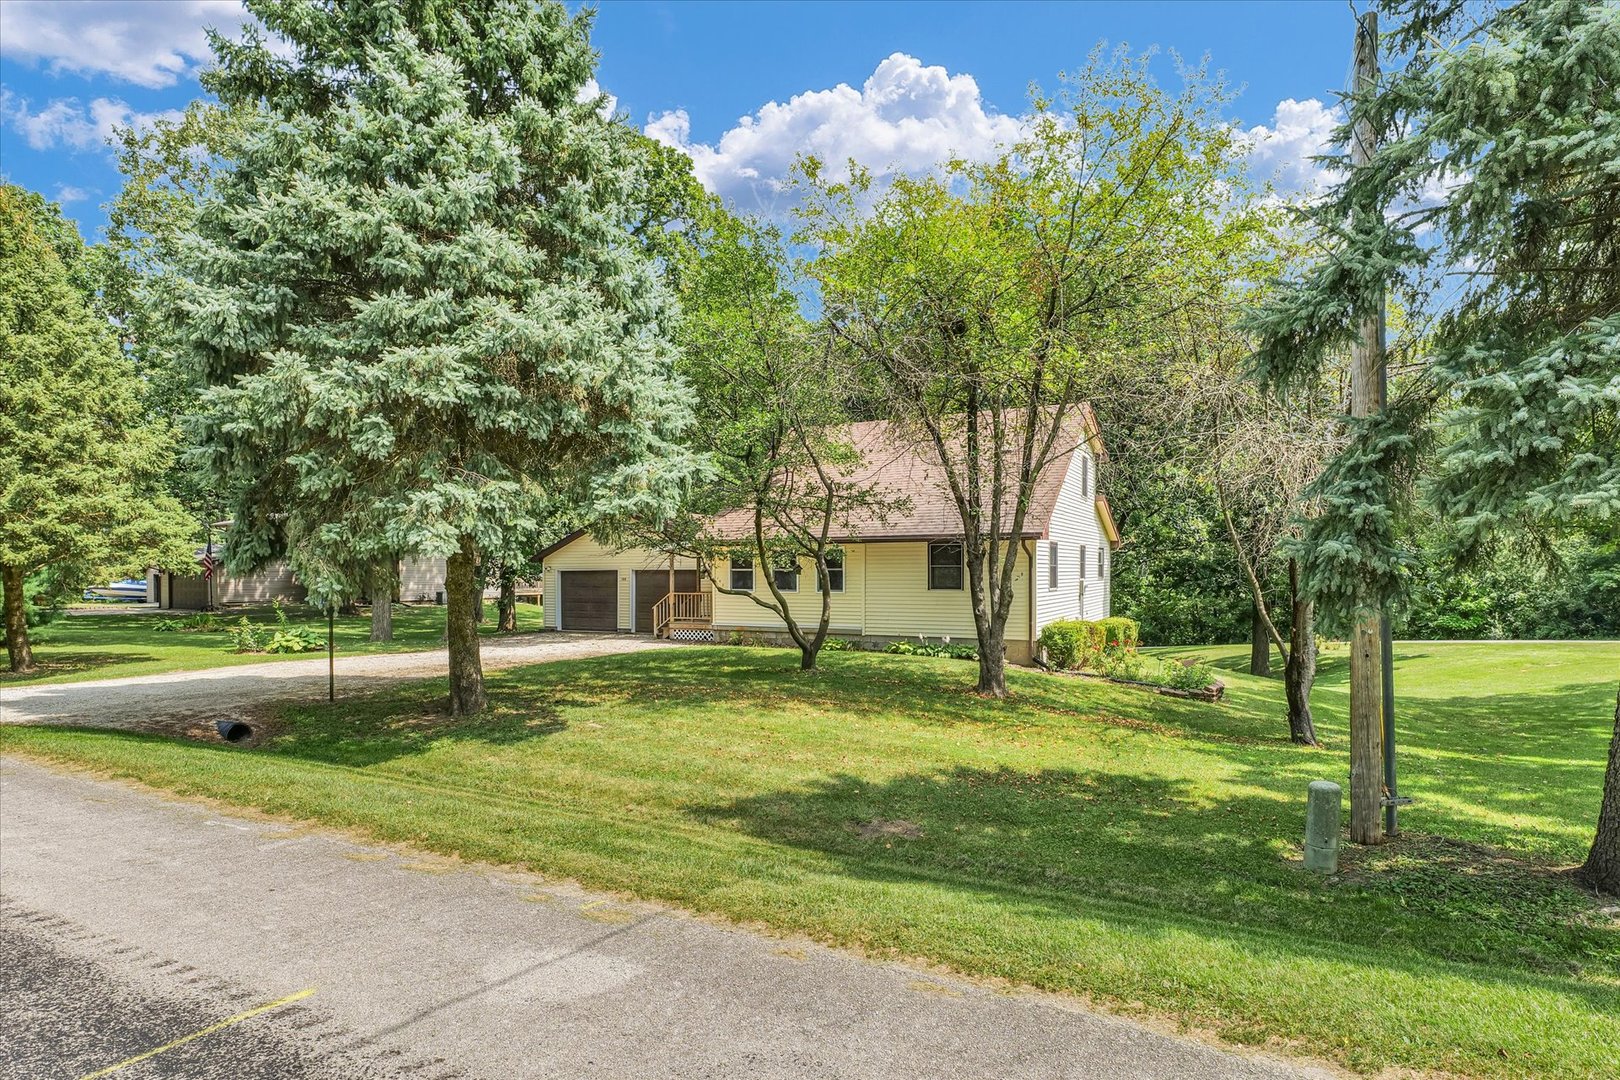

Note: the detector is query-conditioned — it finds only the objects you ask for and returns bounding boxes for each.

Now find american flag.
[200,547,219,582]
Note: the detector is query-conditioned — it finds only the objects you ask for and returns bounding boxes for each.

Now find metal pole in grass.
[327,603,335,703]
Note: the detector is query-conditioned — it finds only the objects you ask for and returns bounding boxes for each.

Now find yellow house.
[537,413,1121,665]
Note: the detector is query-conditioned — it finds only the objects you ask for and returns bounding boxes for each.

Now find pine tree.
[1246,1,1619,881]
[172,1,695,714]
[0,186,195,672]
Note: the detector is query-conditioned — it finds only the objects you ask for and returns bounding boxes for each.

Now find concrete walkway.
[0,633,672,731]
[0,757,1331,1080]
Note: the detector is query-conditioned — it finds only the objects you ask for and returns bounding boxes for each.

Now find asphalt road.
[0,757,1334,1079]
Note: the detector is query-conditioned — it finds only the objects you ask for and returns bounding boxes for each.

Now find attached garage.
[634,569,698,634]
[558,570,617,631]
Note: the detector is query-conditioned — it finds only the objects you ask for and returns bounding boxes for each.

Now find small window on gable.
[814,549,845,593]
[1048,541,1059,589]
[1082,456,1090,496]
[927,541,964,590]
[729,556,754,592]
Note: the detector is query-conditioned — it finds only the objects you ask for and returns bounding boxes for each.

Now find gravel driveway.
[0,633,673,733]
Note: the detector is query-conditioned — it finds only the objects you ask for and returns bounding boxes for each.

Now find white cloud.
[1,89,184,151]
[52,184,90,204]
[646,52,1025,212]
[578,78,618,119]
[0,0,251,89]
[1241,97,1342,196]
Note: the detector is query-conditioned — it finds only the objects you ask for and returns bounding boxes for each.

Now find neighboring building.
[150,550,524,609]
[537,412,1120,665]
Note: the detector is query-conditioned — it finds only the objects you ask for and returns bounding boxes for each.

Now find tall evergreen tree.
[173,0,694,714]
[0,186,194,672]
[1246,1,1619,881]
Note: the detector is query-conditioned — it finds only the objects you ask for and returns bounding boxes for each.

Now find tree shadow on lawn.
[689,764,1619,987]
[514,647,1320,750]
[0,653,165,685]
[259,682,568,767]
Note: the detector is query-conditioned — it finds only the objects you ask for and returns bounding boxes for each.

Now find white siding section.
[1035,451,1111,633]
[542,535,697,632]
[399,556,446,602]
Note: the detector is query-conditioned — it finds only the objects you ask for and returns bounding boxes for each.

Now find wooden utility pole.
[1348,9,1386,846]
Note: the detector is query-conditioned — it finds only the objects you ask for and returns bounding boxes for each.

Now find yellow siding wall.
[539,534,1035,654]
[542,535,703,631]
[709,544,866,633]
[862,542,1031,646]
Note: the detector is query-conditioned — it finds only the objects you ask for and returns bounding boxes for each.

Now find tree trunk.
[369,559,394,643]
[497,569,517,633]
[1284,563,1318,746]
[976,626,1007,697]
[3,565,35,674]
[445,539,487,717]
[1579,684,1620,894]
[1249,603,1271,676]
[1348,613,1386,844]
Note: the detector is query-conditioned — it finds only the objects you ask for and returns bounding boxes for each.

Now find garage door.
[634,569,699,634]
[559,570,617,631]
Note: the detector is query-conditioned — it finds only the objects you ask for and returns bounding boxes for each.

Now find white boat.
[82,579,150,601]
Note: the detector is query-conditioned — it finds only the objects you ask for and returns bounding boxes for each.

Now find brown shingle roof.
[710,406,1105,543]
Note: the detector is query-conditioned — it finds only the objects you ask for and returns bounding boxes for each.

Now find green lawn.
[4,641,1617,1076]
[0,602,546,685]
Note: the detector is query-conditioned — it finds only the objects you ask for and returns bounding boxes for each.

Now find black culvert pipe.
[216,720,253,743]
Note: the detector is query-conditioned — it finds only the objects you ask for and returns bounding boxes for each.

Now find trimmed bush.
[1038,617,1139,670]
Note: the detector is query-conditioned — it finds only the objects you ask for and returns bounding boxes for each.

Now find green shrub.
[822,637,857,651]
[1097,616,1140,650]
[264,626,323,653]
[886,636,977,661]
[228,617,264,653]
[1039,617,1143,670]
[1037,619,1103,669]
[1090,649,1219,692]
[155,612,223,633]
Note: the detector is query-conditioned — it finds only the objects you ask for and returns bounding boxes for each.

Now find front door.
[635,569,698,634]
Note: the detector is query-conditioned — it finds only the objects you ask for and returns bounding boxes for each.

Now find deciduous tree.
[0,186,194,672]
[801,49,1260,695]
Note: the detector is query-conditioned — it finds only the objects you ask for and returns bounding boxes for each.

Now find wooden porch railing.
[652,591,711,637]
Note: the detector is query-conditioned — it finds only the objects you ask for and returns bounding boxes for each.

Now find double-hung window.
[1048,542,1059,589]
[927,541,964,590]
[729,556,754,592]
[1098,546,1107,580]
[814,550,845,592]
[773,563,799,592]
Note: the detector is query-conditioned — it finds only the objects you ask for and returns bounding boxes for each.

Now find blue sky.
[0,0,1356,237]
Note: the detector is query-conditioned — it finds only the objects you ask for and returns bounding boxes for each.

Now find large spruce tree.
[173,0,694,714]
[1247,1,1619,886]
[0,186,194,672]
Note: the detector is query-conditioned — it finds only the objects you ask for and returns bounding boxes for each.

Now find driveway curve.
[0,633,673,732]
